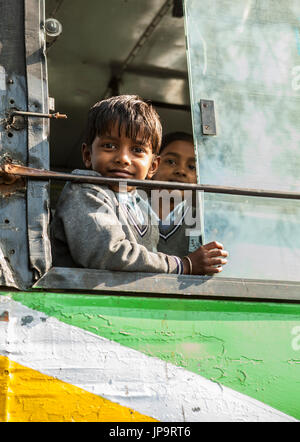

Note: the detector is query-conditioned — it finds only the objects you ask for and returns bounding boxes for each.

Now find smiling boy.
[152,132,227,273]
[50,95,228,275]
[154,132,197,189]
[152,132,201,256]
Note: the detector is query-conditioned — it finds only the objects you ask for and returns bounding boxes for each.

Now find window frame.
[33,267,300,303]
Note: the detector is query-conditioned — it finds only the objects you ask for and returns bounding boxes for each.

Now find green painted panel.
[11,291,300,419]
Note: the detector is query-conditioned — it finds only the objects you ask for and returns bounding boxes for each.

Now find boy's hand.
[183,241,228,275]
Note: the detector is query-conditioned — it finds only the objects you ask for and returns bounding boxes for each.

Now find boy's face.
[82,123,159,192]
[153,140,197,184]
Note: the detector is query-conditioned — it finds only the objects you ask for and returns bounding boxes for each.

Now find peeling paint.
[229,356,264,365]
[0,355,154,422]
[0,296,297,422]
[1,292,299,421]
[97,315,112,326]
[0,311,8,322]
[287,359,300,365]
[237,369,247,385]
[21,315,34,326]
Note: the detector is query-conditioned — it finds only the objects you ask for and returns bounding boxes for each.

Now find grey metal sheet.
[0,194,30,289]
[25,0,52,280]
[0,0,32,289]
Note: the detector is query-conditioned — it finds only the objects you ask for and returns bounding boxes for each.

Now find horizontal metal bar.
[3,163,300,200]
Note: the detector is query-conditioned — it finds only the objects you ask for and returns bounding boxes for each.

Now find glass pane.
[185,0,300,280]
[205,194,300,280]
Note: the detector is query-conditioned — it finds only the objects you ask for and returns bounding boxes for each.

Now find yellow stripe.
[0,356,156,422]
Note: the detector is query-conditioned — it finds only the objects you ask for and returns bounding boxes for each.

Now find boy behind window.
[151,132,201,256]
[152,132,226,274]
[50,95,228,275]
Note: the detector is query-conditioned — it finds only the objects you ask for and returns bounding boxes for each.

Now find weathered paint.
[0,356,154,422]
[0,292,299,422]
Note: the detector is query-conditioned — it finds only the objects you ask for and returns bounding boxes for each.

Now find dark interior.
[45,0,192,176]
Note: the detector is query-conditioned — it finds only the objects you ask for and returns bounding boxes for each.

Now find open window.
[47,0,192,208]
[1,0,300,302]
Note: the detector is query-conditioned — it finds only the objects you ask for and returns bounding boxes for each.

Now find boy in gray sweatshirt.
[152,132,202,257]
[51,95,228,275]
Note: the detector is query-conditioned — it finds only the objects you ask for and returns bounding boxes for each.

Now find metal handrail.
[2,163,300,200]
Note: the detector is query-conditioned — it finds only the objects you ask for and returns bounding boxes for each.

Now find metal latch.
[199,99,216,136]
[10,110,67,119]
[3,109,67,132]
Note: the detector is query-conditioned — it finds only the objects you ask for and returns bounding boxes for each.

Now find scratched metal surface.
[0,0,32,289]
[25,0,52,280]
[0,0,52,289]
[185,0,300,281]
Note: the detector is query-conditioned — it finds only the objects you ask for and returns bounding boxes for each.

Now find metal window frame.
[25,0,52,282]
[33,267,300,303]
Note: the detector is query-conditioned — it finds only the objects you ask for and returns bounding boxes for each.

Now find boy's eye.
[133,146,146,154]
[188,164,196,171]
[166,159,176,165]
[102,143,117,149]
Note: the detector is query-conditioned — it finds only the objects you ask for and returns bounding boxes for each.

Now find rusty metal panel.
[24,0,52,281]
[0,0,51,288]
[0,0,32,289]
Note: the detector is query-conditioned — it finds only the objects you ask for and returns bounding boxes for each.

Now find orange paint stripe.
[0,356,156,422]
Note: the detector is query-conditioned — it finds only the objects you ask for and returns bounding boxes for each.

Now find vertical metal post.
[0,0,32,288]
[24,0,52,280]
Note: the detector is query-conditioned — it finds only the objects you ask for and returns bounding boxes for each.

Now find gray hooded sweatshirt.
[50,170,183,274]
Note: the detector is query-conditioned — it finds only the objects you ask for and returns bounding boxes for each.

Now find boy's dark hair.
[84,95,162,154]
[160,131,194,154]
